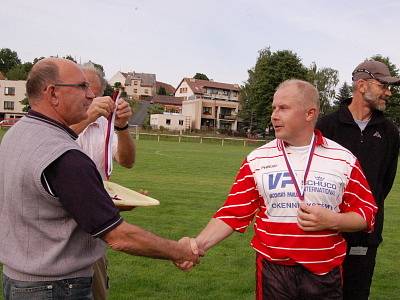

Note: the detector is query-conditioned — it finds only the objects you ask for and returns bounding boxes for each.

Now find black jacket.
[316,99,399,246]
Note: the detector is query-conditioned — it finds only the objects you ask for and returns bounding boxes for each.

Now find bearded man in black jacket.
[317,60,400,300]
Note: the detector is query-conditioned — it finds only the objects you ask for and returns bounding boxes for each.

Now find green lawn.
[0,132,399,299]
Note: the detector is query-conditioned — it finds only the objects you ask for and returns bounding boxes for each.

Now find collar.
[277,129,326,151]
[27,110,78,140]
[338,98,386,126]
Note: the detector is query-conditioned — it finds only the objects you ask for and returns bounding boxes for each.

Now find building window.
[4,87,15,96]
[4,101,14,110]
[179,87,187,93]
[145,89,149,94]
[179,120,183,125]
[134,81,138,85]
[133,89,138,93]
[166,119,171,125]
[203,107,212,115]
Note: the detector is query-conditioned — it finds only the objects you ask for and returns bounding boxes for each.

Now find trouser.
[255,254,342,300]
[2,274,92,300]
[342,246,378,300]
[92,256,109,300]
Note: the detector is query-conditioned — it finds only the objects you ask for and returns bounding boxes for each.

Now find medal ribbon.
[280,134,316,201]
[104,90,120,180]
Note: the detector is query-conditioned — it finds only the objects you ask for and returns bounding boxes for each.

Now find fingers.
[115,99,132,127]
[87,97,115,120]
[174,237,204,271]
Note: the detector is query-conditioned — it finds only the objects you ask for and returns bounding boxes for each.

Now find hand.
[297,203,338,231]
[86,96,115,122]
[173,237,203,271]
[114,99,133,128]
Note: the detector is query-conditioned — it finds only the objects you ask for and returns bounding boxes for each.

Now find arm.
[71,97,115,134]
[381,127,399,199]
[299,159,377,233]
[297,203,367,232]
[113,99,135,168]
[195,218,234,252]
[103,221,198,264]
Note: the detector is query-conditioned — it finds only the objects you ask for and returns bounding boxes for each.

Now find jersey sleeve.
[213,158,261,232]
[339,159,377,233]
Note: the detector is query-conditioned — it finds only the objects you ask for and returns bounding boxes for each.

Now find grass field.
[0,128,399,299]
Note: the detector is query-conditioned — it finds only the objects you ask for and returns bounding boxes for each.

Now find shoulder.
[247,139,279,161]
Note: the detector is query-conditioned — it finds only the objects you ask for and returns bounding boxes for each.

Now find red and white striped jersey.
[214,130,377,275]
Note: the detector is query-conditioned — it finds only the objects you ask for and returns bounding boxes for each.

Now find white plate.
[103,181,160,207]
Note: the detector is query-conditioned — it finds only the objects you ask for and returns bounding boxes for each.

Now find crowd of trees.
[2,47,400,128]
[239,47,400,133]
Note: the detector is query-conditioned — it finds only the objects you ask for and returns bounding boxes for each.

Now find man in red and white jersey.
[179,79,377,299]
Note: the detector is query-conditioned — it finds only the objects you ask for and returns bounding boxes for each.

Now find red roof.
[148,95,184,106]
[177,78,240,94]
[156,81,175,95]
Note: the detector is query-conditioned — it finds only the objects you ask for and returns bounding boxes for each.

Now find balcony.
[219,114,237,121]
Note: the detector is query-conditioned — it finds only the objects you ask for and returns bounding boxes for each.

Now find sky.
[2,0,400,88]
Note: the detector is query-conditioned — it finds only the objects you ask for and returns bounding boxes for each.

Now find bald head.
[26,58,82,101]
[275,79,320,112]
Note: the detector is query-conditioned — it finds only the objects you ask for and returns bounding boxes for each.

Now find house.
[175,78,240,131]
[155,81,175,95]
[148,95,184,113]
[0,80,27,120]
[108,71,156,100]
[150,113,191,131]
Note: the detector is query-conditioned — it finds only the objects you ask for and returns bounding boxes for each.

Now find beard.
[364,90,386,111]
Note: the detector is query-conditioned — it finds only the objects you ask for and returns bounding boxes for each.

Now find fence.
[131,131,267,147]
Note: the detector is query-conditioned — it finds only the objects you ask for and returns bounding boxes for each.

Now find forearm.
[196,218,234,252]
[115,130,135,168]
[331,212,367,232]
[103,222,183,261]
[70,118,92,135]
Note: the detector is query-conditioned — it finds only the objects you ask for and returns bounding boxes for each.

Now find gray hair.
[26,59,60,99]
[81,62,107,95]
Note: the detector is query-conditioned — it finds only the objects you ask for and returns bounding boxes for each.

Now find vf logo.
[268,172,293,190]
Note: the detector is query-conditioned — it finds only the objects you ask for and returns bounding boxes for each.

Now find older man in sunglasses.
[317,60,400,300]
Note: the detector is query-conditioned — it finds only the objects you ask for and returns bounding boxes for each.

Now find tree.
[144,104,165,126]
[0,48,21,74]
[6,62,33,80]
[33,57,45,65]
[307,62,339,115]
[63,55,77,63]
[103,83,114,97]
[334,82,352,107]
[370,55,400,125]
[114,82,122,89]
[193,73,209,80]
[239,47,309,132]
[20,97,30,112]
[157,86,167,95]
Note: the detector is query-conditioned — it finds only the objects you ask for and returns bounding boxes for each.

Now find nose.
[385,88,392,97]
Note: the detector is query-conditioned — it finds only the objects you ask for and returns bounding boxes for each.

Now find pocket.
[11,284,53,300]
[65,277,93,299]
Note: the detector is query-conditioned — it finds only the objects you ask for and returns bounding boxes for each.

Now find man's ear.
[306,107,317,122]
[44,84,59,106]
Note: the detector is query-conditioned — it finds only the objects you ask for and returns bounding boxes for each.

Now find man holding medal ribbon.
[179,79,377,299]
[70,63,136,300]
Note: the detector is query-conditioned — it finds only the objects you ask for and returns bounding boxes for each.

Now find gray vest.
[0,116,105,281]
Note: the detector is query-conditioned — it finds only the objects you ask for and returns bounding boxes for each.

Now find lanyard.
[280,134,316,201]
[104,90,120,180]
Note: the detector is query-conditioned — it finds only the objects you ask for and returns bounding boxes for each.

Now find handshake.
[173,237,204,271]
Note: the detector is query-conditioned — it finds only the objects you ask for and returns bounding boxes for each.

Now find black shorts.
[256,254,343,300]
